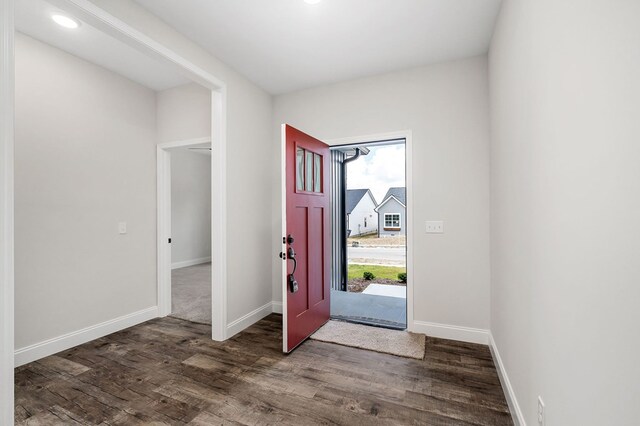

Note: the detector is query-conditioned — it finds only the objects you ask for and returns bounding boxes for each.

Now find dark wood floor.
[15,314,512,425]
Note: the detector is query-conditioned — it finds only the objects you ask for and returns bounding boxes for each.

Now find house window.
[295,146,323,193]
[364,217,367,227]
[384,213,401,229]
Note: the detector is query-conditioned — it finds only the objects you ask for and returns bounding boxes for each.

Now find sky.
[346,144,405,204]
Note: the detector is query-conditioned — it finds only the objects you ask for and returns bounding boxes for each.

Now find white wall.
[170,150,211,267]
[14,33,157,349]
[489,0,640,424]
[87,0,274,326]
[273,56,491,331]
[157,82,211,143]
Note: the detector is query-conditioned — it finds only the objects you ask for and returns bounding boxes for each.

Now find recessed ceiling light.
[304,0,322,4]
[51,14,80,29]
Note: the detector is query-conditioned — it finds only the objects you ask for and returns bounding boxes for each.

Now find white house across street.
[346,189,378,236]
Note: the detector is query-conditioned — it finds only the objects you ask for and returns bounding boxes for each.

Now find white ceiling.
[15,0,191,92]
[134,0,502,94]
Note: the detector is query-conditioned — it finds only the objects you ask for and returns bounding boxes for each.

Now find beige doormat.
[310,320,425,359]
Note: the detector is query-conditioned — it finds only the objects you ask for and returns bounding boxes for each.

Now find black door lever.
[285,234,298,293]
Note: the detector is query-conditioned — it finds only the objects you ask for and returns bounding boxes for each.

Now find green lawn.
[347,264,406,281]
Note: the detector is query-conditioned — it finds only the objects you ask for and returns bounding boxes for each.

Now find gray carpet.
[171,262,211,324]
[310,320,425,359]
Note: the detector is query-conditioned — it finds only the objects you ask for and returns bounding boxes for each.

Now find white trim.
[157,132,227,340]
[325,131,408,146]
[412,320,489,345]
[489,333,526,426]
[210,88,227,341]
[0,0,15,422]
[226,302,274,339]
[271,301,283,314]
[14,307,158,367]
[157,147,172,317]
[322,130,414,332]
[405,131,414,333]
[172,256,211,270]
[158,136,211,150]
[375,194,406,211]
[280,124,288,352]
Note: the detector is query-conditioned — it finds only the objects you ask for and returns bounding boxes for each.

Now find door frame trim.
[324,130,414,332]
[280,125,288,352]
[156,136,228,341]
[0,0,15,422]
[157,136,225,342]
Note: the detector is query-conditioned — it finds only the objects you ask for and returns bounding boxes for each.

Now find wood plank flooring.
[15,314,513,425]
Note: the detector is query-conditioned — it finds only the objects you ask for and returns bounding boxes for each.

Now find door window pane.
[305,150,313,192]
[314,153,321,193]
[296,148,304,191]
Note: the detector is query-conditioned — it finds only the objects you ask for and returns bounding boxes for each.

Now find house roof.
[346,189,376,214]
[375,187,406,211]
[381,187,406,205]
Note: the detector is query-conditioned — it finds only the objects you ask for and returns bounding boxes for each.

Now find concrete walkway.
[331,290,407,329]
[362,283,406,298]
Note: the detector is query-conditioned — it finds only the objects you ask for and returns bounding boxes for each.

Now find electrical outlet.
[425,221,444,234]
[538,396,545,426]
[118,222,127,234]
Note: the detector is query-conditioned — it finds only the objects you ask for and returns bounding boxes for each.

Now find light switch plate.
[118,222,127,234]
[425,221,444,233]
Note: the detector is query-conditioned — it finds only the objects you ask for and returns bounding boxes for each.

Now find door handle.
[285,234,298,293]
[287,247,297,274]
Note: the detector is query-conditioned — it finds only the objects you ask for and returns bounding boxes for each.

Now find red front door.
[281,124,331,353]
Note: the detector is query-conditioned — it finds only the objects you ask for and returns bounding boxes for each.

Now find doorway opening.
[280,126,413,352]
[330,139,407,329]
[166,142,212,325]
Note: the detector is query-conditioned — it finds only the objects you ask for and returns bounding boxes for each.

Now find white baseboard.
[226,301,275,338]
[171,256,211,270]
[271,301,282,314]
[412,320,489,345]
[14,306,158,367]
[489,333,526,426]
